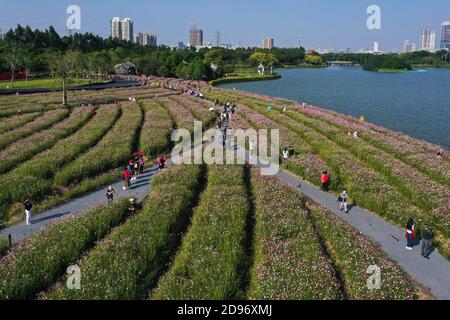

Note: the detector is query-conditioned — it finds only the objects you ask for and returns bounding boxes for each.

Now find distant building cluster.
[110,17,157,47]
[404,22,450,53]
[106,16,450,52]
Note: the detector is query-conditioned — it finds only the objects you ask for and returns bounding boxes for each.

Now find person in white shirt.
[282,148,290,163]
[339,191,348,213]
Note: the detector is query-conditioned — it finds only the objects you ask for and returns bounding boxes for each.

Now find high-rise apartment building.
[110,17,133,42]
[370,41,380,53]
[404,40,416,53]
[262,37,274,49]
[136,32,157,46]
[440,22,450,50]
[148,33,157,47]
[111,17,122,40]
[419,28,436,52]
[189,25,203,47]
[121,18,133,42]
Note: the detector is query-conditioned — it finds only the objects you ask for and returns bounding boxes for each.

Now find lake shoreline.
[216,67,450,149]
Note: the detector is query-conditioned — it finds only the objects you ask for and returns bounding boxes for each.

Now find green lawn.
[0,78,103,90]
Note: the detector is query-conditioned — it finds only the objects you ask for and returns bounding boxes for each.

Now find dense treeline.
[322,50,450,71]
[0,25,306,81]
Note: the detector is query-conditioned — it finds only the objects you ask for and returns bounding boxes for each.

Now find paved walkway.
[0,165,163,244]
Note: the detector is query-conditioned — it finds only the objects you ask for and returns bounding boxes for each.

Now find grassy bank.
[209,73,281,86]
[0,78,104,91]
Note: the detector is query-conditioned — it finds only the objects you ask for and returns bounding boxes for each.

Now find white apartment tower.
[121,18,133,42]
[110,17,134,42]
[111,17,122,40]
[419,28,436,52]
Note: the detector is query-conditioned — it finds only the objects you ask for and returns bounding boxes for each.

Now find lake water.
[218,67,450,149]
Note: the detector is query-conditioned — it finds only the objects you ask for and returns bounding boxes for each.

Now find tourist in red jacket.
[123,167,131,190]
[321,171,330,192]
[157,155,166,171]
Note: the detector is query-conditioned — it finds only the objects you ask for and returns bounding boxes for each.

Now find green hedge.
[152,165,249,300]
[0,199,130,300]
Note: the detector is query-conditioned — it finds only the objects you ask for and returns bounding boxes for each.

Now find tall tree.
[2,42,22,87]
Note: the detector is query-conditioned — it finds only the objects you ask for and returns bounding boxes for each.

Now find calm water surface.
[218,67,450,149]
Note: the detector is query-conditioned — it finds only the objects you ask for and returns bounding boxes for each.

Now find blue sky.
[0,0,449,50]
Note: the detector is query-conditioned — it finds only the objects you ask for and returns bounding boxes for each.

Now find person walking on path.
[106,186,115,204]
[123,167,131,191]
[405,218,415,250]
[128,160,136,180]
[24,198,33,226]
[321,171,330,192]
[139,155,145,174]
[338,190,349,213]
[133,159,140,178]
[421,227,432,259]
[157,155,166,171]
[128,198,137,217]
[249,140,255,157]
[282,148,290,164]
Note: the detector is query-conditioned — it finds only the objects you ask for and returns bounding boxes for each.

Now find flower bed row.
[0,199,130,300]
[0,104,56,118]
[139,99,174,158]
[0,108,69,150]
[249,169,343,299]
[0,105,119,215]
[216,87,450,188]
[47,165,203,300]
[0,106,94,175]
[152,165,249,300]
[54,102,143,186]
[157,96,198,132]
[308,202,417,300]
[283,108,449,221]
[221,92,449,257]
[169,95,217,127]
[205,90,336,189]
[0,112,41,134]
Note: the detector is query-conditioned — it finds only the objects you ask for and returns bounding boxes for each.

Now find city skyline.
[0,0,449,50]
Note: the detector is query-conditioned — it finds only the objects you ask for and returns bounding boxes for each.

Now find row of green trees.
[322,50,450,71]
[0,25,308,83]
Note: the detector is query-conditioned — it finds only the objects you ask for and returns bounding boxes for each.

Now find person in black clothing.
[128,198,137,217]
[421,227,432,259]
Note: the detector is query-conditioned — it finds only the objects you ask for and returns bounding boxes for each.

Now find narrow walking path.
[1,165,163,244]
